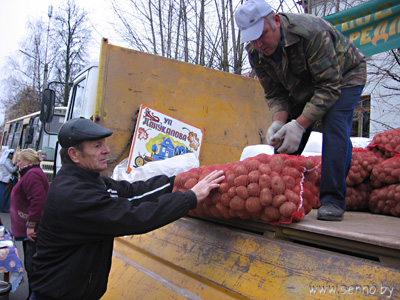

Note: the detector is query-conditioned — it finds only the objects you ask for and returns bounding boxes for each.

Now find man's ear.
[274,14,281,26]
[68,147,80,164]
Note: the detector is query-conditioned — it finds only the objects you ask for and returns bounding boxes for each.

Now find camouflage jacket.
[246,13,367,122]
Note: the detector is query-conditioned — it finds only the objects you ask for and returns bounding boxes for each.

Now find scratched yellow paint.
[103,218,400,300]
[92,39,269,177]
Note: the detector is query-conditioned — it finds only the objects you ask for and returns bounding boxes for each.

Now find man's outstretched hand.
[191,170,225,202]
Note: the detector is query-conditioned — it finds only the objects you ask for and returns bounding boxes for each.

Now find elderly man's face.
[250,14,281,56]
[74,138,110,173]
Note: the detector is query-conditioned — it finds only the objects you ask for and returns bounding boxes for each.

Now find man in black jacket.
[29,118,224,300]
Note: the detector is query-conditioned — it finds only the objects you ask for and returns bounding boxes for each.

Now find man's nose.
[103,145,111,154]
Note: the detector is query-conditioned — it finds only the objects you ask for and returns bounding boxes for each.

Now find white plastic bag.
[240,145,275,161]
[112,153,200,182]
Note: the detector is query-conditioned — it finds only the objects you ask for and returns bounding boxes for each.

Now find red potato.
[235,164,248,176]
[209,205,223,218]
[173,174,184,189]
[271,175,285,195]
[299,156,320,170]
[202,203,212,217]
[248,170,261,183]
[184,178,198,190]
[216,202,231,219]
[272,194,287,208]
[245,197,262,213]
[282,175,296,190]
[305,169,320,185]
[218,182,230,194]
[236,186,249,199]
[285,189,300,205]
[386,176,398,184]
[260,213,272,223]
[224,168,235,179]
[230,196,246,211]
[220,193,231,206]
[245,159,261,172]
[279,201,297,218]
[227,186,236,198]
[226,174,236,186]
[235,210,252,220]
[247,183,261,197]
[395,192,400,202]
[260,188,273,206]
[269,155,286,173]
[234,175,249,187]
[255,153,271,164]
[258,163,272,175]
[282,166,302,179]
[259,174,271,189]
[391,168,400,178]
[264,206,280,221]
[302,187,316,212]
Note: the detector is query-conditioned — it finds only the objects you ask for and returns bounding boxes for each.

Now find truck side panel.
[94,39,269,174]
[103,218,400,299]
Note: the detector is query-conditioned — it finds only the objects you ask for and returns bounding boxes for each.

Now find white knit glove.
[273,120,305,154]
[266,121,284,148]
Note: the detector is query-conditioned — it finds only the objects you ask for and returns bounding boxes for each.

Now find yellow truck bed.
[103,211,400,300]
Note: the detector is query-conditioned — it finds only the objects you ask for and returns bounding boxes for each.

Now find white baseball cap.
[234,0,273,43]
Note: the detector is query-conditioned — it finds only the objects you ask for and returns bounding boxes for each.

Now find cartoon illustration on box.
[127,105,204,173]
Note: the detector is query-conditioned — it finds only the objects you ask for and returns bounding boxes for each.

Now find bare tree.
[5,87,41,121]
[365,49,400,134]
[0,0,92,122]
[52,0,92,106]
[0,19,51,121]
[110,0,306,75]
[111,0,247,72]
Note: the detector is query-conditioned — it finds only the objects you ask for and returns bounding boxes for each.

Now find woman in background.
[10,149,49,300]
[0,149,18,212]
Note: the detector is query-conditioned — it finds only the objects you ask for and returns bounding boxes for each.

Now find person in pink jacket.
[10,149,49,299]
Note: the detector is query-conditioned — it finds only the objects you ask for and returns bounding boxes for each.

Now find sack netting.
[173,153,320,225]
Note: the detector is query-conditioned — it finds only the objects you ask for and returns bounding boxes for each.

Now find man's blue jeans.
[281,85,364,209]
[319,86,364,209]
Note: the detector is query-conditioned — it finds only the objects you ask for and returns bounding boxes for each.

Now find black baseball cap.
[58,117,113,148]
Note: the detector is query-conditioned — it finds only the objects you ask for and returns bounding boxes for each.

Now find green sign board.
[323,0,400,57]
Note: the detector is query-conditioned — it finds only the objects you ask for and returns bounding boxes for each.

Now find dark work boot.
[317,202,345,221]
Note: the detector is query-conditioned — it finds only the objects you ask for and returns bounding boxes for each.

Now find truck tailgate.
[102,212,400,299]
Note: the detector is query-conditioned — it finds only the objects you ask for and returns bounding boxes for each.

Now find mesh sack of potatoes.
[174,153,320,225]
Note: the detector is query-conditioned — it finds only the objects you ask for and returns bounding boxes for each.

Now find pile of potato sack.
[173,128,400,225]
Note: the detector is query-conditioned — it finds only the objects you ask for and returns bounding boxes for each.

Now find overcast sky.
[0,0,127,122]
[0,0,120,67]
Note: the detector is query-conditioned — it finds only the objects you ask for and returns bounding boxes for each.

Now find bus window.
[70,77,86,119]
[6,123,14,147]
[2,131,8,147]
[11,121,23,150]
[24,116,42,150]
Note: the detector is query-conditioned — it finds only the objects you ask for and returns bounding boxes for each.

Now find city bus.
[1,107,66,182]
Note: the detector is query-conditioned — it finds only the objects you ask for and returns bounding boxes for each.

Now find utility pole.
[43,5,53,90]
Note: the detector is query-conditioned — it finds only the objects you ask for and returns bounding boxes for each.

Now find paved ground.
[0,212,29,300]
